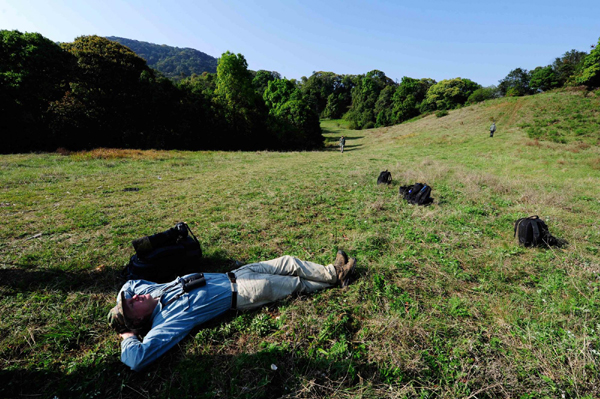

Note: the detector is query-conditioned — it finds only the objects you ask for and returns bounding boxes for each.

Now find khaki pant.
[232,255,338,310]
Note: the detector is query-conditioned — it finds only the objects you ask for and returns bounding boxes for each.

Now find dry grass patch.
[66,147,175,160]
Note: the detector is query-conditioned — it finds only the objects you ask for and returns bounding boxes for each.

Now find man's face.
[123,294,158,324]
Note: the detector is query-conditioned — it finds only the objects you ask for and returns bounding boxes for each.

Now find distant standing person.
[490,122,496,138]
[340,136,346,153]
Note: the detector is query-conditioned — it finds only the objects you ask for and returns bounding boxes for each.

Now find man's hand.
[120,331,136,340]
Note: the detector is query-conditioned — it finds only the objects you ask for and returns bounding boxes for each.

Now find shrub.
[421,77,481,111]
[436,110,449,118]
[467,86,499,103]
[576,37,600,88]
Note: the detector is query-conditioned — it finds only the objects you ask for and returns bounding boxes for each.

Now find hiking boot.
[336,257,356,288]
[333,250,348,270]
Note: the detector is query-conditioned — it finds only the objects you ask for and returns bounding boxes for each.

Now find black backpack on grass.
[399,183,434,206]
[377,170,392,185]
[122,222,202,283]
[513,215,558,247]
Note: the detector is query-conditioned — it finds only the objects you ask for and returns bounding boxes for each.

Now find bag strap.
[183,222,199,245]
[514,218,525,237]
[531,220,541,243]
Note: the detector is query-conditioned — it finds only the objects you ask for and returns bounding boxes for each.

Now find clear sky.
[1,0,598,86]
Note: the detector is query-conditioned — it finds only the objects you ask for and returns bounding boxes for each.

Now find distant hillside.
[371,88,600,148]
[106,36,217,80]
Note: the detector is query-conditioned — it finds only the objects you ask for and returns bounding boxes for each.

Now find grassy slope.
[1,90,600,398]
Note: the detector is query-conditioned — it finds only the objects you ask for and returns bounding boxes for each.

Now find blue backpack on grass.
[399,183,433,206]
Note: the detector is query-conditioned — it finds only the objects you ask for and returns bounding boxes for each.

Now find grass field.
[1,89,600,398]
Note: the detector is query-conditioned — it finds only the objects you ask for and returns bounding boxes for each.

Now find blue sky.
[1,0,598,86]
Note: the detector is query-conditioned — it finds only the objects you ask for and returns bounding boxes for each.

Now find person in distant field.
[490,122,496,137]
[339,136,346,153]
[108,252,356,372]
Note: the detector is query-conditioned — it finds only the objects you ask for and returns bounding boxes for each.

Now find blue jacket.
[118,274,232,371]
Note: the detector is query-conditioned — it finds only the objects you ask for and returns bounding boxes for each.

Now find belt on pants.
[227,272,237,310]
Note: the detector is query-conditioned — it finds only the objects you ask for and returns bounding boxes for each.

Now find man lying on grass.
[108,252,356,371]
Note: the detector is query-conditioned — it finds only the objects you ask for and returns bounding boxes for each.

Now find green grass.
[1,90,600,398]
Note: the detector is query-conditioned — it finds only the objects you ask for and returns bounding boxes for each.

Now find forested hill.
[106,36,217,79]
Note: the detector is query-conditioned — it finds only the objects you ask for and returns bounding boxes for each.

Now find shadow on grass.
[0,252,248,294]
[323,143,362,152]
[0,344,379,399]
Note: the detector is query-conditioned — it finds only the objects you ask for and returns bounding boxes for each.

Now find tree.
[498,68,532,96]
[467,86,500,103]
[421,78,481,111]
[322,74,358,119]
[263,79,321,149]
[576,38,600,88]
[300,71,343,117]
[215,51,267,148]
[180,72,217,96]
[49,35,156,149]
[529,66,560,92]
[344,70,394,129]
[263,78,298,109]
[374,85,395,127]
[252,70,281,97]
[0,30,73,152]
[391,77,435,123]
[552,49,587,86]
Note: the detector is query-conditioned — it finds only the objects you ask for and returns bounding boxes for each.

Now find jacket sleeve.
[120,317,193,372]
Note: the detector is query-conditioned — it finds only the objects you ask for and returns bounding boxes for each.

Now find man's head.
[107,292,159,333]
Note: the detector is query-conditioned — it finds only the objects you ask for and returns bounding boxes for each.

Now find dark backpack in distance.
[399,183,434,206]
[514,215,558,247]
[377,170,392,185]
[122,222,203,283]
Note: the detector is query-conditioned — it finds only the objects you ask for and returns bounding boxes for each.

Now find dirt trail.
[504,98,524,127]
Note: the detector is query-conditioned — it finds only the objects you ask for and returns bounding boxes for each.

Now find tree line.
[298,37,600,131]
[1,31,320,153]
[2,30,599,154]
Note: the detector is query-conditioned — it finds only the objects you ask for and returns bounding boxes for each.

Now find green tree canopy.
[48,35,156,149]
[179,72,217,97]
[344,70,394,129]
[215,51,267,148]
[300,71,343,117]
[1,30,73,152]
[467,86,500,103]
[552,49,587,85]
[322,74,358,119]
[421,77,481,111]
[529,66,560,92]
[252,69,282,97]
[263,79,321,149]
[576,38,600,88]
[498,68,532,96]
[391,77,435,123]
[62,35,151,92]
[374,85,395,127]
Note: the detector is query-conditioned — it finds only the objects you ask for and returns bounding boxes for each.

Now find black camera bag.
[122,223,202,283]
[399,183,434,206]
[377,170,392,185]
[514,215,558,247]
